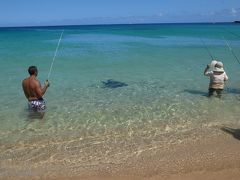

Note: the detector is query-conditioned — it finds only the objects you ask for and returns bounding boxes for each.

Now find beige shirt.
[205,71,228,89]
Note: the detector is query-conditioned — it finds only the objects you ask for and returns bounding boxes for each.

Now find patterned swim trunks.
[28,98,46,111]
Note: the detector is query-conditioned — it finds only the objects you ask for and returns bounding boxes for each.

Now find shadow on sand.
[225,88,240,95]
[183,89,208,96]
[221,127,240,141]
[102,79,128,89]
[184,87,240,97]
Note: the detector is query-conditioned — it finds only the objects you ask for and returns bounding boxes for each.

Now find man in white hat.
[204,61,228,97]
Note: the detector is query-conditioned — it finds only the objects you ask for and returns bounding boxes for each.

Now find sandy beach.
[2,125,240,180]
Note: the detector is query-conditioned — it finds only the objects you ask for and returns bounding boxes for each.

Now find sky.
[0,0,240,27]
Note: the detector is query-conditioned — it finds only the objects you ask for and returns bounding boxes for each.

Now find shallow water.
[0,23,240,172]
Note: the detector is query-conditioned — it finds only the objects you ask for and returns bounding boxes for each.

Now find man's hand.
[204,64,210,76]
[45,80,50,87]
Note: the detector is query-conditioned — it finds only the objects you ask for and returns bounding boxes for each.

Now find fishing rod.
[200,37,229,92]
[47,30,64,80]
[223,28,240,39]
[222,36,240,65]
[200,38,214,60]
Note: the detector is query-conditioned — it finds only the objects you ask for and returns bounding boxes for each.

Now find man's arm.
[22,80,29,99]
[35,80,49,98]
[204,64,210,76]
[224,72,229,81]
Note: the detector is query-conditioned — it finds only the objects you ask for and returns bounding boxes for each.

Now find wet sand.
[2,126,240,180]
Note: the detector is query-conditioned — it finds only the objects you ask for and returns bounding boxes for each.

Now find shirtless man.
[22,66,50,111]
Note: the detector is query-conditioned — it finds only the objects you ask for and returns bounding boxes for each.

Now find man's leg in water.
[208,88,215,97]
[216,89,223,98]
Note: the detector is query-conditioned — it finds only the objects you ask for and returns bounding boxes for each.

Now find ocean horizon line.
[0,21,235,29]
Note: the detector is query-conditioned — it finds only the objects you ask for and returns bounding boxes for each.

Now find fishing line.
[47,30,64,80]
[223,28,240,39]
[200,38,214,60]
[200,37,229,93]
[222,36,240,65]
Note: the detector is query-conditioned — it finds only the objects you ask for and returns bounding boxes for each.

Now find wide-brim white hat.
[210,60,218,68]
[213,61,224,72]
[213,66,224,72]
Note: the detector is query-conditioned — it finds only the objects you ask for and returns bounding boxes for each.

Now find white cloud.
[209,11,215,16]
[156,12,163,17]
[231,8,237,16]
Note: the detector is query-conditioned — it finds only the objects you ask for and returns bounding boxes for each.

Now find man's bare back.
[22,66,49,112]
[22,76,48,101]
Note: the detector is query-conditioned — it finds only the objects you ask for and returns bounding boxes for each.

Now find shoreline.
[2,126,240,180]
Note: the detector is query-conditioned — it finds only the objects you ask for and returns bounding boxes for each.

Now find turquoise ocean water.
[1,23,240,173]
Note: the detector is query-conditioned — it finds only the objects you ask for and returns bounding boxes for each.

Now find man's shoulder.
[22,78,28,84]
[22,77,39,85]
